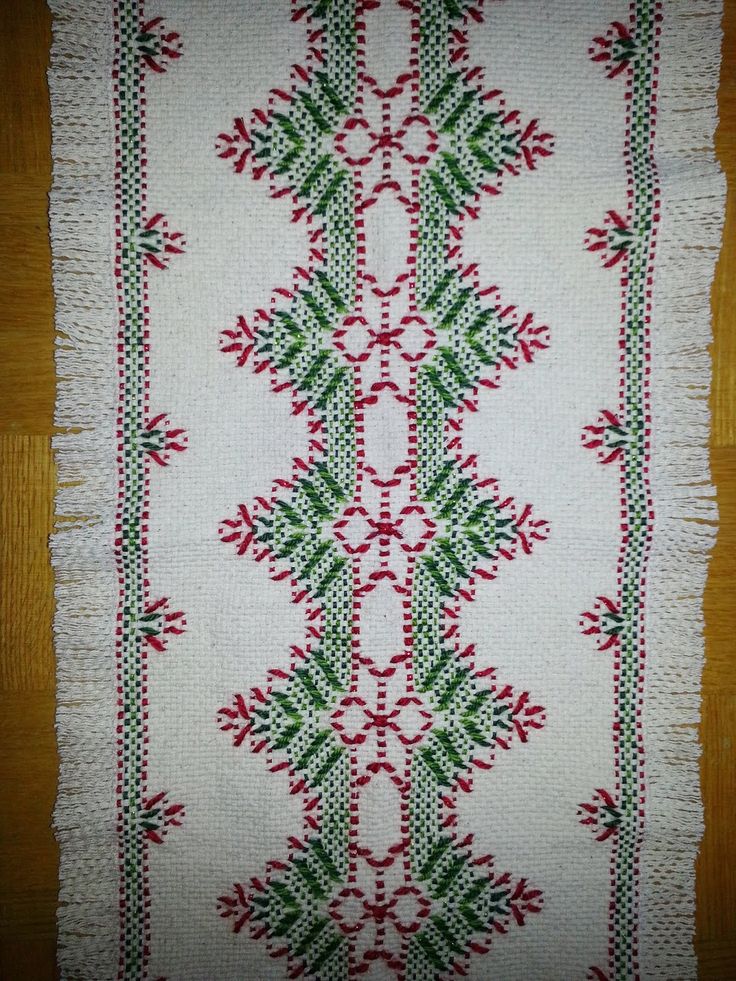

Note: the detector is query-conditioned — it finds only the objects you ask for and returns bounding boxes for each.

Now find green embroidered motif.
[218,1,551,977]
[219,2,359,975]
[407,5,546,974]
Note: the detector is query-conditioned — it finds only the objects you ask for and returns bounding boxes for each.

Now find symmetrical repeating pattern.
[112,4,186,978]
[580,4,662,979]
[61,0,715,976]
[105,1,666,978]
[216,1,552,977]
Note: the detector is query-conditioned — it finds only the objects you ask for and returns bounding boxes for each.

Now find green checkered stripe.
[114,1,150,977]
[611,3,659,977]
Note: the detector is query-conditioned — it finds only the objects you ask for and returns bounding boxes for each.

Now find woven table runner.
[48,2,724,978]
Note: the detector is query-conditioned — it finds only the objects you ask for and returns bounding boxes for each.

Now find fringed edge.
[641,2,725,978]
[48,1,120,978]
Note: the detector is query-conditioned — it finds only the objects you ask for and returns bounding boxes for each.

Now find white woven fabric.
[49,2,724,979]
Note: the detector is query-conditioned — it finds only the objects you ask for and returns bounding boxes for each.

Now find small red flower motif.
[473,303,550,386]
[515,117,555,172]
[485,874,543,931]
[496,500,550,561]
[580,596,623,651]
[508,310,550,366]
[140,597,186,653]
[138,214,186,269]
[589,21,636,79]
[220,314,260,367]
[330,694,435,749]
[216,117,253,175]
[585,210,632,269]
[493,686,545,750]
[141,791,185,843]
[509,877,544,927]
[578,788,622,842]
[137,17,183,74]
[334,112,440,173]
[469,109,555,199]
[217,693,251,748]
[218,883,252,934]
[141,414,187,466]
[220,502,268,558]
[582,409,628,464]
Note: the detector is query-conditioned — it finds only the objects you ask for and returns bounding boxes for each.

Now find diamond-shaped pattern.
[216,2,552,977]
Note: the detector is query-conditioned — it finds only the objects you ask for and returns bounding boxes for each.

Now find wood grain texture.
[0,1,733,979]
[0,1,59,979]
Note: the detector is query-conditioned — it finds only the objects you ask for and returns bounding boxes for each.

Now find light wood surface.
[0,1,733,978]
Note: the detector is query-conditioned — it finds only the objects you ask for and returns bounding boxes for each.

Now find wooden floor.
[0,1,733,978]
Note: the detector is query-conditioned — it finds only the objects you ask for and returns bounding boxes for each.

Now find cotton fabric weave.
[49,2,724,979]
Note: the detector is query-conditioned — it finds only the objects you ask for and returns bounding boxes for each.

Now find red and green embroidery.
[109,0,664,976]
[582,4,661,979]
[217,1,551,977]
[113,3,185,978]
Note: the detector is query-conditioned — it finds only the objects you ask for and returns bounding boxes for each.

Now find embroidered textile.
[49,2,724,978]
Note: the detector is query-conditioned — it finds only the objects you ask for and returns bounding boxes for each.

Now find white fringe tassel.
[48,1,120,978]
[641,2,725,978]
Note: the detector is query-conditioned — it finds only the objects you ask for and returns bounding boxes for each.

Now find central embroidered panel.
[215,2,552,976]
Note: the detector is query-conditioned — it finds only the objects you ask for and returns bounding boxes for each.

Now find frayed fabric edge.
[641,2,725,978]
[48,1,120,978]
